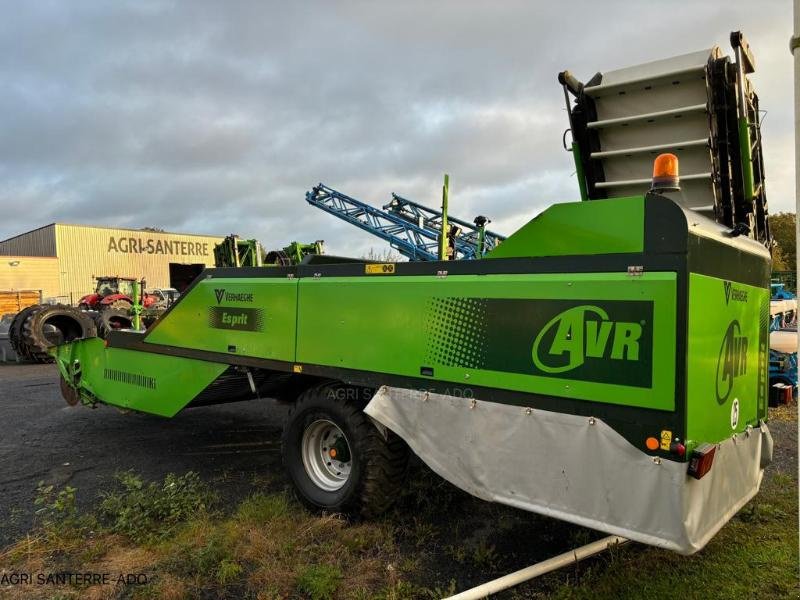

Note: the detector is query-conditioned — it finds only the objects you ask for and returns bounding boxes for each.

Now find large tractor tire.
[281,382,409,518]
[93,309,133,339]
[105,299,132,312]
[265,249,292,266]
[20,304,97,363]
[9,304,42,361]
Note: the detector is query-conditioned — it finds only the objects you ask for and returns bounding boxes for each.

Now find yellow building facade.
[0,224,224,304]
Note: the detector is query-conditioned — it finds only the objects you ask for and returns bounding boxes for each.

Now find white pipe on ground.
[444,535,629,600]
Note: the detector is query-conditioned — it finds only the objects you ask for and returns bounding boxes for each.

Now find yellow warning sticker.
[365,263,396,275]
[292,364,303,373]
[660,429,672,451]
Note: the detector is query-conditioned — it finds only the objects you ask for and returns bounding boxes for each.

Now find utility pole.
[793,1,799,301]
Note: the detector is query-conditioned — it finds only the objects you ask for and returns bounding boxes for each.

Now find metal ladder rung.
[590,138,708,159]
[584,64,707,97]
[595,172,711,188]
[588,103,707,129]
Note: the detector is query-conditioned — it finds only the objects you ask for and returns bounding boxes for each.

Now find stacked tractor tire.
[9,304,97,363]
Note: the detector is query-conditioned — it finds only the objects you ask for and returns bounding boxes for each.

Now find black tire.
[105,299,132,312]
[265,249,292,266]
[9,304,43,361]
[21,304,97,363]
[93,309,133,339]
[281,382,409,518]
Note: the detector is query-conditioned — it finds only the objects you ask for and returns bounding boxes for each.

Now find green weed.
[296,564,343,600]
[98,471,216,542]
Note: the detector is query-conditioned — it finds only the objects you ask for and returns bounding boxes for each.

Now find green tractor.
[52,33,772,555]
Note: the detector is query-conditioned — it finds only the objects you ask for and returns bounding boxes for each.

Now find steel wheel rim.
[301,419,352,492]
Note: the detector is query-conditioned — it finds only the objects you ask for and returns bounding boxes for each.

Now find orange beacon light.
[650,153,680,193]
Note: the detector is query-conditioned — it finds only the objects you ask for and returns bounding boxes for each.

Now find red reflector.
[687,443,716,479]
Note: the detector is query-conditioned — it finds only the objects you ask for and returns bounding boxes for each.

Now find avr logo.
[532,305,643,374]
[715,320,748,404]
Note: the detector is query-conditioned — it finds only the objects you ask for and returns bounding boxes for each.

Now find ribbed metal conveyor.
[560,32,770,249]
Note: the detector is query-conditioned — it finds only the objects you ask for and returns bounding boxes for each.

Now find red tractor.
[78,276,158,312]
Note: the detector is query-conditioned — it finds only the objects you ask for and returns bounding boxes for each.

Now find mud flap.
[365,386,771,554]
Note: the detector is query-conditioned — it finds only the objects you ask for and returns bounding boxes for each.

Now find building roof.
[0,222,226,244]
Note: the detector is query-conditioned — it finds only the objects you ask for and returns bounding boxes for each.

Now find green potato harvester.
[53,32,773,554]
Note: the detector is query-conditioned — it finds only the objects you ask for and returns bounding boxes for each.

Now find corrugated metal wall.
[0,256,60,299]
[55,225,224,302]
[0,224,56,257]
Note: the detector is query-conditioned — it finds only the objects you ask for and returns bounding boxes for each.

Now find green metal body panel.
[145,277,298,361]
[51,192,773,456]
[685,273,770,443]
[485,196,643,259]
[297,273,676,410]
[55,338,227,418]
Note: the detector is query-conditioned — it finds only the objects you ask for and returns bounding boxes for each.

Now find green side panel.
[145,277,298,361]
[54,338,227,417]
[485,196,644,259]
[297,272,676,410]
[685,273,770,444]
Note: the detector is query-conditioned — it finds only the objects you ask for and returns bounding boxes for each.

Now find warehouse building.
[0,223,225,305]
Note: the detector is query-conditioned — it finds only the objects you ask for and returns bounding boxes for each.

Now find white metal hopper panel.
[584,49,721,218]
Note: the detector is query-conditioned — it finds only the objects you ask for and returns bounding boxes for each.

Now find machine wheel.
[21,304,97,363]
[265,249,292,266]
[93,309,133,339]
[9,304,41,361]
[281,382,409,518]
[60,375,80,406]
[105,299,132,312]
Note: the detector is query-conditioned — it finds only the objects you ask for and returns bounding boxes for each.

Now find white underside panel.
[365,387,771,555]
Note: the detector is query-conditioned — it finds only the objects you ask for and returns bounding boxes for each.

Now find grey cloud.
[0,1,794,258]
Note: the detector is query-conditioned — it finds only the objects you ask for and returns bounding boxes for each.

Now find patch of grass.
[296,564,343,600]
[408,517,437,548]
[234,492,291,524]
[161,522,234,581]
[471,539,498,569]
[545,473,799,599]
[217,559,243,584]
[98,471,216,543]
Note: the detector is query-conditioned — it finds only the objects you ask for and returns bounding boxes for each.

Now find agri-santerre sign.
[107,236,210,257]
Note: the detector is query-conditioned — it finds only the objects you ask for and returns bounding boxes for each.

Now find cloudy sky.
[0,1,794,257]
